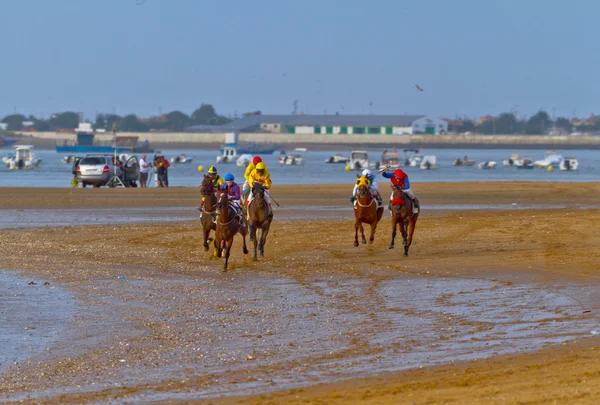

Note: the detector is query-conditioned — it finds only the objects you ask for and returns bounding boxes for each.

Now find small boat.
[171,153,193,164]
[216,146,238,163]
[236,154,253,167]
[559,157,578,171]
[2,153,15,165]
[7,145,42,170]
[420,155,437,170]
[61,155,78,164]
[503,153,520,166]
[346,150,369,171]
[477,160,497,170]
[452,156,476,166]
[279,148,306,165]
[534,151,563,168]
[381,148,400,169]
[516,158,534,169]
[324,153,350,164]
[403,149,422,167]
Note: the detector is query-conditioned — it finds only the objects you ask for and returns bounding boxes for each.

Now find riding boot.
[411,198,420,213]
[387,201,392,211]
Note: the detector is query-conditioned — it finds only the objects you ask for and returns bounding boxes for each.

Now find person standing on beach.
[139,154,151,188]
[156,156,170,187]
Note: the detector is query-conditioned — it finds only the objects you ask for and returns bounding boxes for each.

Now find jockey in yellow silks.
[242,156,262,198]
[247,162,272,214]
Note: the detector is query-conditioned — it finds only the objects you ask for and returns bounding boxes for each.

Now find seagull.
[415,84,424,92]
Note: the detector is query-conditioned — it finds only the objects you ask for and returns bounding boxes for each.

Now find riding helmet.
[252,156,262,164]
[255,162,266,170]
[208,165,218,174]
[224,173,234,181]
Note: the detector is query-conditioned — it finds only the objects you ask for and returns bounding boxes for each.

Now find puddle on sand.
[0,271,74,374]
[17,273,592,405]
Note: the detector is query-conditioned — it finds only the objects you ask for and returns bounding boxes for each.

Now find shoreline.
[0,184,599,404]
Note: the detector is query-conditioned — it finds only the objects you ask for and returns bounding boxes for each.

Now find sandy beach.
[0,183,599,404]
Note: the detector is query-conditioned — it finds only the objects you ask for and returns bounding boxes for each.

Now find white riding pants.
[248,189,271,205]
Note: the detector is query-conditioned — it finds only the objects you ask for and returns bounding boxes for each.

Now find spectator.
[155,155,170,187]
[139,154,151,188]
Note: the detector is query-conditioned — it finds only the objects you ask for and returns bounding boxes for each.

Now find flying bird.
[415,84,424,92]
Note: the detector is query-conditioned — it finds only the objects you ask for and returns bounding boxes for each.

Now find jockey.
[381,167,419,213]
[243,156,262,198]
[220,173,243,218]
[200,165,224,211]
[350,169,382,206]
[247,161,272,215]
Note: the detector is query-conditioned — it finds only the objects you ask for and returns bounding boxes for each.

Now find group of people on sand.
[350,166,420,213]
[200,156,273,217]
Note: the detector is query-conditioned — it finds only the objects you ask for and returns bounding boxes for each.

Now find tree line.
[1,104,231,132]
[449,111,596,135]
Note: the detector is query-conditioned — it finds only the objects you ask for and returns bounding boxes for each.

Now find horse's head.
[216,187,228,210]
[252,182,266,201]
[356,176,370,197]
[200,175,213,196]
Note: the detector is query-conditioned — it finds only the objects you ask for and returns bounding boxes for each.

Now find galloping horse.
[389,185,419,256]
[247,183,273,259]
[353,175,384,246]
[199,175,217,251]
[214,188,249,271]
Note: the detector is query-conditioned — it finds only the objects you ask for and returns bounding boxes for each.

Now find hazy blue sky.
[1,0,598,120]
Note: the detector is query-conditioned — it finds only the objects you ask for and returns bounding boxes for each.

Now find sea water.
[0,147,598,187]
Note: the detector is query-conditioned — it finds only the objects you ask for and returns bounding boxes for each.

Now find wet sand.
[0,183,599,404]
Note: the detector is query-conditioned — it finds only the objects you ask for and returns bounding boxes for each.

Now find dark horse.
[247,183,273,259]
[214,188,249,271]
[199,175,217,251]
[353,176,384,246]
[389,185,419,256]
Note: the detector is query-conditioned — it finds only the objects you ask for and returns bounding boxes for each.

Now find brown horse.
[214,188,249,271]
[353,176,384,246]
[389,185,419,256]
[199,175,217,251]
[247,183,273,259]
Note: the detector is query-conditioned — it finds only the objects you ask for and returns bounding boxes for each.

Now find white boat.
[171,153,193,164]
[279,148,306,165]
[559,157,578,171]
[7,145,42,170]
[503,153,520,166]
[477,160,497,170]
[402,149,422,167]
[236,154,253,167]
[534,151,563,168]
[2,153,15,166]
[346,150,369,171]
[420,155,437,170]
[516,158,534,169]
[324,153,350,164]
[452,156,476,166]
[381,148,400,169]
[61,155,78,164]
[216,146,238,163]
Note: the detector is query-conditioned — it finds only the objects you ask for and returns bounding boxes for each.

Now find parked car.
[76,154,139,188]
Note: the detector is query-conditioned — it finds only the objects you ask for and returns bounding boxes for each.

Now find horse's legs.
[368,221,377,244]
[405,218,417,256]
[354,220,360,247]
[360,223,367,244]
[203,227,212,251]
[223,238,232,271]
[251,224,259,260]
[389,217,397,249]
[213,234,222,258]
[259,222,270,257]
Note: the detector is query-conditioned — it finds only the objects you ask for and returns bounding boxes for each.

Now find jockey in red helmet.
[381,167,419,213]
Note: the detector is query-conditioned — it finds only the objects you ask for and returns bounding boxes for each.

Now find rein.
[356,197,375,208]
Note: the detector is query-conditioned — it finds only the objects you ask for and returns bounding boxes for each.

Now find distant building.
[185,114,448,135]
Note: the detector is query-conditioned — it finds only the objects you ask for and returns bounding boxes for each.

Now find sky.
[1,0,599,121]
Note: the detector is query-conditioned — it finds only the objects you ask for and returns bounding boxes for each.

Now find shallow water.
[0,271,74,374]
[1,147,598,187]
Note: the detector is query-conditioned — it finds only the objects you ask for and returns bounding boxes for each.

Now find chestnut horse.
[199,175,217,251]
[214,187,249,271]
[247,183,273,259]
[353,176,384,246]
[389,185,419,256]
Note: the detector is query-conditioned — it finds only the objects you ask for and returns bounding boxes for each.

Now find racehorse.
[214,187,249,271]
[246,183,273,259]
[353,175,384,246]
[389,185,419,256]
[199,175,217,251]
